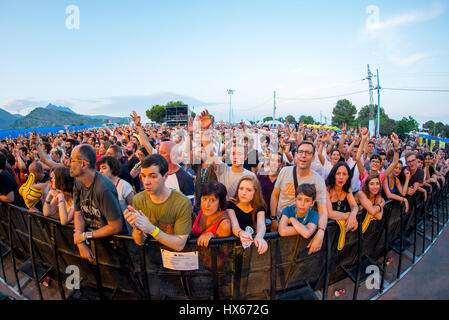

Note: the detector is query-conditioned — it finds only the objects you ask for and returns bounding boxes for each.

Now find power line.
[382,87,449,92]
[277,89,369,101]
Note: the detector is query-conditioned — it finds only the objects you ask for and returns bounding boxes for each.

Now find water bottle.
[241,226,254,249]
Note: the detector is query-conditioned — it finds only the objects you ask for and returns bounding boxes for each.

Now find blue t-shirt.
[281,206,319,226]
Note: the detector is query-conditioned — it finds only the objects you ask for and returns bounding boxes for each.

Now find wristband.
[150,226,160,238]
[237,230,243,238]
[317,227,325,233]
[270,216,277,221]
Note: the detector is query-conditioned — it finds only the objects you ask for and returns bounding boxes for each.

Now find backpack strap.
[293,165,298,194]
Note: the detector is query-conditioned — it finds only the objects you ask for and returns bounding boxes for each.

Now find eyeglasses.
[297,150,313,156]
[406,158,417,165]
[69,158,89,164]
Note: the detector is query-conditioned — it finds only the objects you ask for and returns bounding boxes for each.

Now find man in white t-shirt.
[216,144,256,200]
[270,141,328,255]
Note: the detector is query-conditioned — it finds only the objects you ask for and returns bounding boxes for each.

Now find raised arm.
[130,111,155,155]
[383,133,400,178]
[356,128,369,178]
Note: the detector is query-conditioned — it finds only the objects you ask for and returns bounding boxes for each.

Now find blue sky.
[1,0,449,125]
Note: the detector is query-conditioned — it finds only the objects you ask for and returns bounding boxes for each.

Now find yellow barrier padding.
[335,218,347,251]
[18,173,44,209]
[361,214,377,234]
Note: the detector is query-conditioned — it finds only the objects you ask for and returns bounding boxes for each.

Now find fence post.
[380,203,390,293]
[27,215,43,300]
[50,224,66,300]
[8,208,22,295]
[91,239,105,300]
[352,213,363,300]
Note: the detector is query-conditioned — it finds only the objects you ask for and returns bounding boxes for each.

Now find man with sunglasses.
[70,144,126,262]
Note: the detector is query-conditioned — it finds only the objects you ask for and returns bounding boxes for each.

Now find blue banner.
[0,125,100,140]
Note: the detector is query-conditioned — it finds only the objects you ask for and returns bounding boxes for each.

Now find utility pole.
[227,89,235,124]
[363,64,376,137]
[272,91,276,127]
[376,69,381,137]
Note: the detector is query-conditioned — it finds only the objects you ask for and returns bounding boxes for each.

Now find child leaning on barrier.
[278,184,320,239]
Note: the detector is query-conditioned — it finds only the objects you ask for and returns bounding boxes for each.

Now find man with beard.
[70,144,126,262]
[123,142,141,192]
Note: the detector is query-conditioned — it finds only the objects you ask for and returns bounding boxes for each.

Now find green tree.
[166,101,185,107]
[395,116,419,137]
[331,99,357,127]
[191,111,196,119]
[298,115,314,124]
[356,105,394,135]
[443,124,449,138]
[146,105,166,123]
[285,115,296,124]
[434,121,445,137]
[263,116,273,122]
[422,120,435,135]
[277,117,285,123]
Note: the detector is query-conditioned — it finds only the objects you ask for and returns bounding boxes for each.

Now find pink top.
[360,170,385,188]
[192,210,225,238]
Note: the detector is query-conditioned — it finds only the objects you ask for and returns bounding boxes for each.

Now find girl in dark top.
[325,162,359,250]
[355,174,386,233]
[227,175,268,254]
[382,160,409,212]
[192,181,231,247]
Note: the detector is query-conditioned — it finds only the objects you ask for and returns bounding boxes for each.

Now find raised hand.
[198,109,214,130]
[130,110,141,127]
[187,116,194,136]
[361,127,370,140]
[391,132,399,148]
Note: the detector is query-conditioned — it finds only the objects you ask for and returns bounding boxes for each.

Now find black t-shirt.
[0,170,25,207]
[74,172,127,233]
[408,168,425,187]
[124,156,140,192]
[244,150,259,172]
[429,165,435,177]
[175,167,195,196]
[119,165,135,189]
[227,201,265,230]
[124,156,139,173]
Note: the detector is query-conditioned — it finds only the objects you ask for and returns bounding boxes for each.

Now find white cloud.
[290,67,322,78]
[388,52,429,66]
[365,2,444,34]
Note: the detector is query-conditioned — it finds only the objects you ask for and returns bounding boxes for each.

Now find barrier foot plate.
[275,282,319,300]
[391,238,412,254]
[416,221,431,235]
[342,255,380,284]
[18,260,52,283]
[67,285,115,300]
[0,241,10,258]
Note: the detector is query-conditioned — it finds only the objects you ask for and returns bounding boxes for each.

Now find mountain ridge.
[7,107,128,129]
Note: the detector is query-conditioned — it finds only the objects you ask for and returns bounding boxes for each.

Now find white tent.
[263,120,284,127]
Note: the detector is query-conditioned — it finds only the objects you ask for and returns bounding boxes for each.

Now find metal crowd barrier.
[0,174,448,300]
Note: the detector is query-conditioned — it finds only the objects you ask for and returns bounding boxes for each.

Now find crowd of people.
[1,109,449,262]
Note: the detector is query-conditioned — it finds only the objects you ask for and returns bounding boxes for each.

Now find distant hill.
[8,107,128,129]
[0,108,24,130]
[44,103,76,114]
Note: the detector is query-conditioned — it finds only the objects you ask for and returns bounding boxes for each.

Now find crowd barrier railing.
[0,175,448,300]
